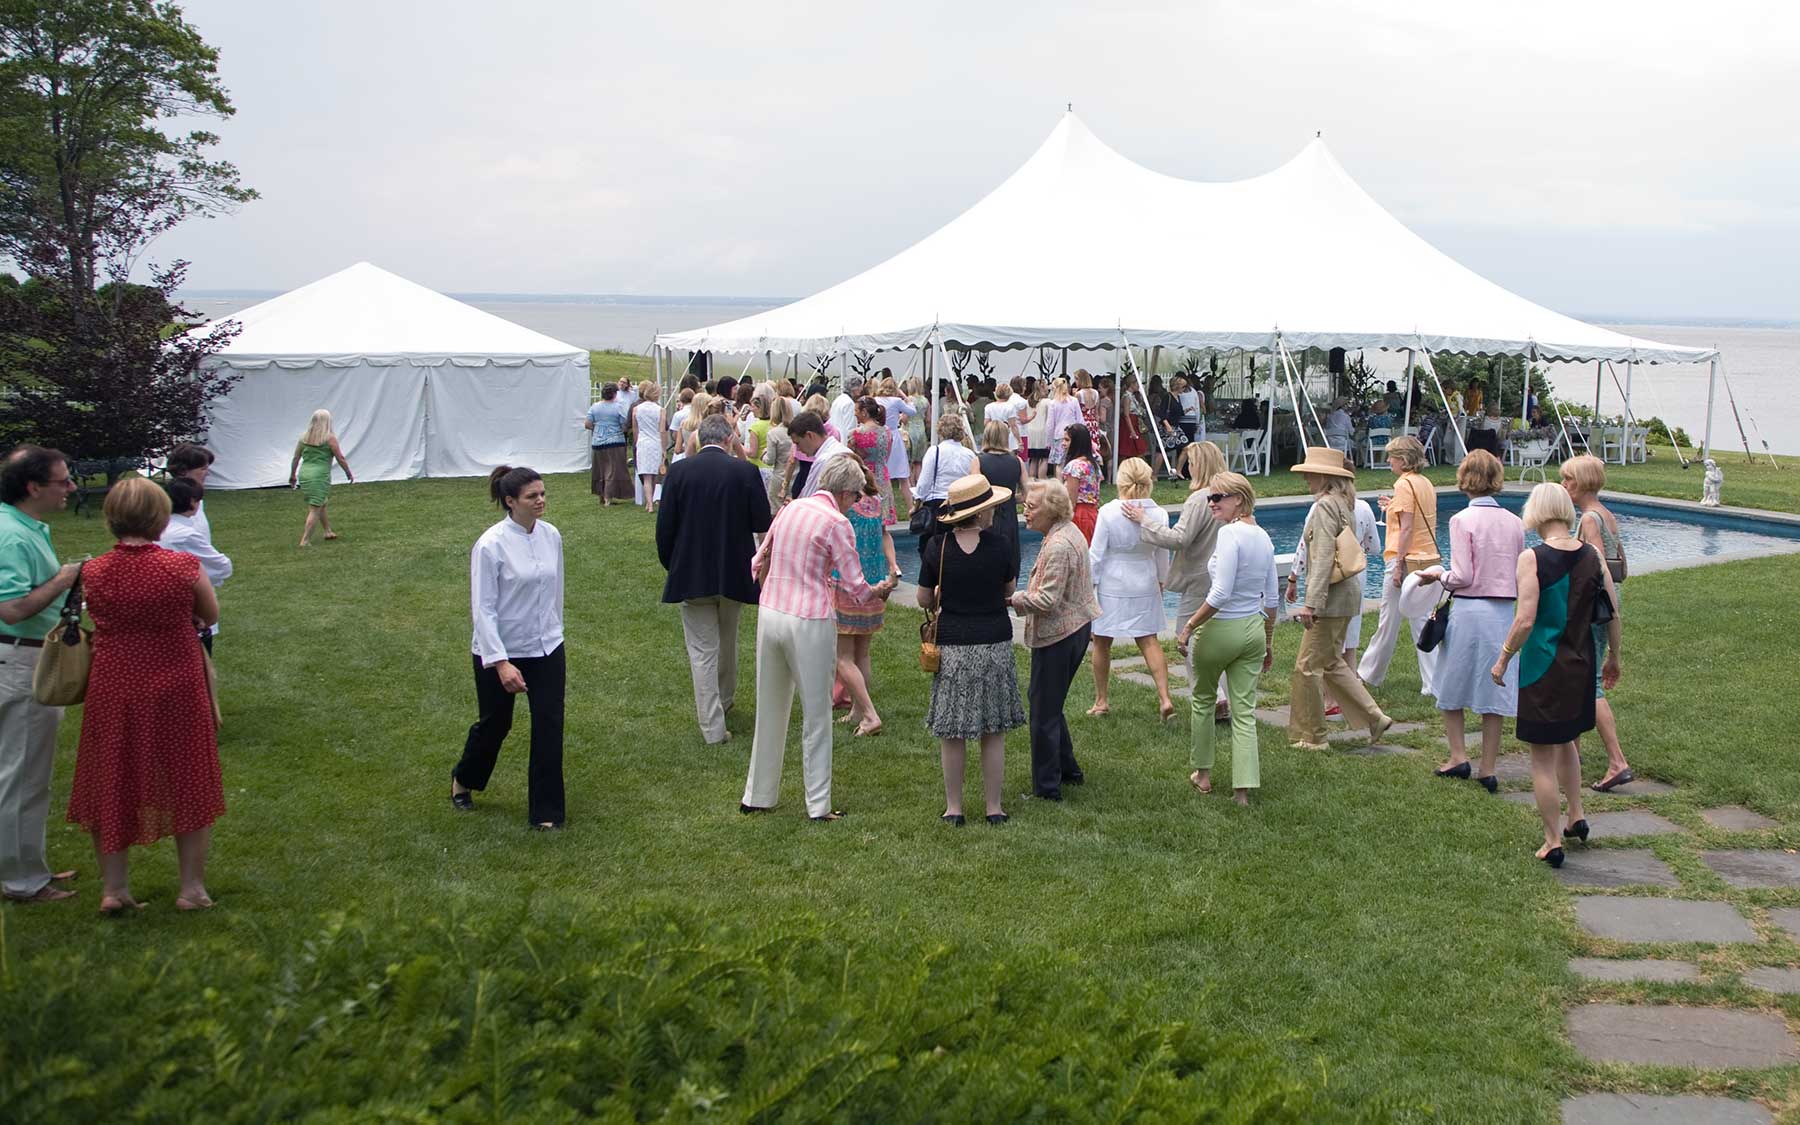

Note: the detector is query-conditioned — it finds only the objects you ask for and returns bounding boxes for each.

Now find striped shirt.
[753,492,876,619]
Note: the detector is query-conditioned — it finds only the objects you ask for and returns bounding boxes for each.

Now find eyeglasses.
[47,475,74,487]
[1205,493,1229,504]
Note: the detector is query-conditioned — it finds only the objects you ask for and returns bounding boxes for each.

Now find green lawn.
[10,459,1796,1119]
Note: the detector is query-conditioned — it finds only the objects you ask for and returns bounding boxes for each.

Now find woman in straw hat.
[1287,447,1395,750]
[1174,472,1279,806]
[1086,457,1174,720]
[917,474,1025,826]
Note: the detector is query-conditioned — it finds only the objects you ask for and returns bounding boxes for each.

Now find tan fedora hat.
[1289,445,1356,479]
[937,473,1012,524]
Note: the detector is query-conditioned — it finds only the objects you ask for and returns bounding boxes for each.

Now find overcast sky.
[154,0,1799,320]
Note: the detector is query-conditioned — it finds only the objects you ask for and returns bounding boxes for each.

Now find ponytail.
[489,464,541,510]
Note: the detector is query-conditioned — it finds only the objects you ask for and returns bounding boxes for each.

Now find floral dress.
[834,494,890,635]
[1063,456,1101,542]
[850,424,895,523]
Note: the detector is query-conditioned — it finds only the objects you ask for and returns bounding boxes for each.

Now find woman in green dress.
[287,408,355,547]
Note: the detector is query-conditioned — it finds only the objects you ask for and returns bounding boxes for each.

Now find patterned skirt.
[834,589,885,635]
[925,641,1026,739]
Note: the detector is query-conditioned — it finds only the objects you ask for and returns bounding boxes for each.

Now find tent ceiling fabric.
[657,114,1713,365]
[195,261,588,367]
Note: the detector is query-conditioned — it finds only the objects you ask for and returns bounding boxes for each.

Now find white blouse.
[1204,520,1281,619]
[470,516,565,667]
[1089,499,1169,598]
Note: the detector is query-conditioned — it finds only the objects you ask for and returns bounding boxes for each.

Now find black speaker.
[686,351,712,378]
[1328,347,1346,374]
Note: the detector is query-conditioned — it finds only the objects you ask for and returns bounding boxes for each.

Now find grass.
[10,457,1798,1118]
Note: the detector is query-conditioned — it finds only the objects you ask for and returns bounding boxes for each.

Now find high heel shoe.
[1435,761,1472,779]
[1540,847,1565,869]
[1476,775,1498,794]
[940,813,966,827]
[1562,819,1590,843]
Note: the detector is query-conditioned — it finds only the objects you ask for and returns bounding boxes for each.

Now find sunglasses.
[1205,493,1229,504]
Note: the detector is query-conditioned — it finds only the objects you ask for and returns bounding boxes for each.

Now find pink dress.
[850,425,895,523]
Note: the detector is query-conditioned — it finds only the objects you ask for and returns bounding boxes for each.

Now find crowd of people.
[0,369,1634,912]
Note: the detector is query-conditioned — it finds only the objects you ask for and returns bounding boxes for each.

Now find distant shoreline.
[177,290,1796,331]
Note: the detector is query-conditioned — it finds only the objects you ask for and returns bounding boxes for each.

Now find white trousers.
[681,597,743,744]
[742,608,838,817]
[0,646,62,897]
[1356,576,1438,693]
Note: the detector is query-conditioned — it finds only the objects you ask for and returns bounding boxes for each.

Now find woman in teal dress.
[287,408,355,547]
[833,454,898,737]
[1491,483,1621,869]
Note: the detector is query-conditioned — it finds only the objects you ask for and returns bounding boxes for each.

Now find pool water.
[894,494,1800,622]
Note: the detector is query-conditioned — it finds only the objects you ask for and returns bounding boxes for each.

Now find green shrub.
[0,904,1363,1123]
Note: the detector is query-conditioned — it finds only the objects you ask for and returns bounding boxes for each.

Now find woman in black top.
[977,420,1024,581]
[917,473,1024,826]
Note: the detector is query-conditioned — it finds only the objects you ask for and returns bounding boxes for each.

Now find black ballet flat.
[1435,761,1472,780]
[1562,819,1590,843]
[1477,775,1498,794]
[1062,771,1085,786]
[451,791,473,811]
[941,814,966,827]
[529,822,563,832]
[1541,847,1565,869]
[738,803,773,815]
[986,813,1009,826]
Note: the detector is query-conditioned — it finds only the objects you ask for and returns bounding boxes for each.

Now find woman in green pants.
[288,409,355,547]
[1175,472,1280,806]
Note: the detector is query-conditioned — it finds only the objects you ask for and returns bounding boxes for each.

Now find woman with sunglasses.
[1174,473,1279,806]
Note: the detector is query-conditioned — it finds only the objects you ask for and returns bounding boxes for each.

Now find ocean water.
[180,293,1798,453]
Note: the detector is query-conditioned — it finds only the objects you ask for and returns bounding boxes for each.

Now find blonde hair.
[1181,440,1226,493]
[103,476,172,540]
[1026,478,1072,522]
[1116,457,1154,500]
[683,393,713,439]
[1052,376,1072,400]
[804,393,830,417]
[301,409,334,446]
[637,380,657,401]
[768,396,792,426]
[1384,434,1427,473]
[1522,480,1576,533]
[1074,369,1093,390]
[878,376,900,397]
[776,378,797,398]
[994,383,1012,401]
[1457,449,1505,497]
[1208,471,1257,518]
[902,376,923,397]
[981,420,1013,452]
[1561,453,1607,498]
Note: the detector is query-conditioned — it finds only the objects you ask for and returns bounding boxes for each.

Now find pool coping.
[890,485,1800,637]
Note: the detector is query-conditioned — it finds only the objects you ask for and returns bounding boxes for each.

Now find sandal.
[175,893,215,911]
[853,720,883,738]
[1085,705,1110,717]
[809,810,847,822]
[98,895,144,915]
[1591,768,1633,793]
[1188,770,1212,795]
[4,884,76,904]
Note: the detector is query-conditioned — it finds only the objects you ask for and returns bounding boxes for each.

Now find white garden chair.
[1515,439,1554,483]
[1598,426,1626,463]
[1363,427,1392,469]
[1629,427,1649,463]
[1228,429,1266,475]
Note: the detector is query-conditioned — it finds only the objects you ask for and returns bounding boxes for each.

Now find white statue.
[1701,458,1723,507]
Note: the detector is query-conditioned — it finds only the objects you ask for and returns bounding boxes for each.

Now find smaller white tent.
[196,263,591,489]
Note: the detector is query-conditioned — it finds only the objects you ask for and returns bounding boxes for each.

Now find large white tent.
[657,113,1722,458]
[196,262,591,489]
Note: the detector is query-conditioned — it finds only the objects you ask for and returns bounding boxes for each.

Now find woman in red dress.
[67,478,222,914]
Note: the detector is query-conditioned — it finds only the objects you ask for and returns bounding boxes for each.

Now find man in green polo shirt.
[0,446,82,904]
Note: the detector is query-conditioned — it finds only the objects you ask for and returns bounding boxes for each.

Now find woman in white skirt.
[630,381,665,514]
[1087,458,1174,719]
[1417,449,1524,791]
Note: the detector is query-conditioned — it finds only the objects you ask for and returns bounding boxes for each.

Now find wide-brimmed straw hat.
[1397,572,1441,619]
[1289,445,1355,479]
[937,473,1012,524]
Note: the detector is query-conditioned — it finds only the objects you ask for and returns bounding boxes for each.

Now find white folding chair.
[1599,426,1625,462]
[1516,440,1553,483]
[1363,427,1392,469]
[1229,429,1266,475]
[1630,427,1649,463]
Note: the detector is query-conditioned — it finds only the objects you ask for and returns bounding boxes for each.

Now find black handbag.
[1416,593,1452,652]
[909,443,944,537]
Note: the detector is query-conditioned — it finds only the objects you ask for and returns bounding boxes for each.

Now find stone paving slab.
[1744,967,1800,995]
[1249,703,1426,735]
[1493,754,1534,784]
[1702,807,1780,832]
[1701,850,1800,889]
[1336,742,1419,757]
[1569,957,1700,983]
[1566,1003,1800,1068]
[1606,777,1679,797]
[1489,755,1677,795]
[1586,810,1686,838]
[1573,897,1757,944]
[1769,908,1800,944]
[1501,790,1539,806]
[1562,1093,1772,1124]
[1115,671,1191,699]
[1555,849,1681,889]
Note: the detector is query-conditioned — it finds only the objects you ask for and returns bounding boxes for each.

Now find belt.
[0,635,44,648]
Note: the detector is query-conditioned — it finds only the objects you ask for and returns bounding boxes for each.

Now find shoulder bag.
[1584,510,1627,583]
[32,565,91,706]
[1328,502,1368,585]
[1417,592,1452,652]
[919,533,951,673]
[908,444,943,537]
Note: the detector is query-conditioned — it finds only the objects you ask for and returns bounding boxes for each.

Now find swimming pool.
[892,492,1800,622]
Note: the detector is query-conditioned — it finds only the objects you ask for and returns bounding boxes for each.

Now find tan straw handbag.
[919,534,950,673]
[31,566,90,706]
[1329,523,1368,585]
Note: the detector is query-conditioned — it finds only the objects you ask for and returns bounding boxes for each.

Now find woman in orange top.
[1355,435,1441,693]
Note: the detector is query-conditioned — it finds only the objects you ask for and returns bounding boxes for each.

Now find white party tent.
[657,113,1723,457]
[195,262,591,489]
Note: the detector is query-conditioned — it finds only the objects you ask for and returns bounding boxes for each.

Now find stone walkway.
[1095,651,1797,1120]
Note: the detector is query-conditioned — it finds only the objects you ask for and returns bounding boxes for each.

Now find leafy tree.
[0,0,255,293]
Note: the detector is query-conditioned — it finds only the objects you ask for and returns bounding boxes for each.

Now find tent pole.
[1522,352,1531,427]
[1624,360,1634,463]
[1401,348,1415,432]
[1109,353,1123,479]
[1061,347,1069,379]
[1594,360,1603,417]
[1120,332,1171,475]
[1415,345,1470,460]
[1702,356,1718,460]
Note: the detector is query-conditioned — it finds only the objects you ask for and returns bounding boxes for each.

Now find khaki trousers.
[742,608,838,817]
[1289,615,1384,745]
[681,597,743,744]
[0,646,61,897]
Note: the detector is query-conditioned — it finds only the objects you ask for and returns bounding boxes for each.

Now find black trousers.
[453,645,566,825]
[1028,624,1090,798]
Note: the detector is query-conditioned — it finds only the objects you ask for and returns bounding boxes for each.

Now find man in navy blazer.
[657,415,774,744]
